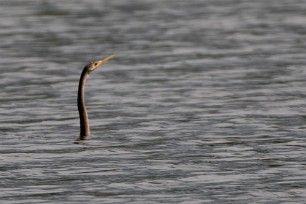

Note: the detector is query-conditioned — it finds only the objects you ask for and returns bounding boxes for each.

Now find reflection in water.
[1,0,306,203]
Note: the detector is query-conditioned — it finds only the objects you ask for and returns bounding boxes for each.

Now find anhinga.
[77,55,113,140]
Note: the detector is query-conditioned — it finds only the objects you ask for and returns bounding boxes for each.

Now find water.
[1,0,306,203]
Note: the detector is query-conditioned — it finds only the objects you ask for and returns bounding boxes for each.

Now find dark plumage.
[77,55,113,140]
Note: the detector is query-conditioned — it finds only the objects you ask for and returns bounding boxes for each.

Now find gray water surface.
[1,0,306,203]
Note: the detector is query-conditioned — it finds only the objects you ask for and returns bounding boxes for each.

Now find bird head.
[85,54,114,74]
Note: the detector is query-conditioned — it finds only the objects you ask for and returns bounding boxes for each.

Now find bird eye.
[94,63,98,66]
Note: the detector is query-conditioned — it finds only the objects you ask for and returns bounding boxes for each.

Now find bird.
[77,55,113,141]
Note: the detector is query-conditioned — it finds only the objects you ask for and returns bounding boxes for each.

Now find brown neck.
[78,69,90,140]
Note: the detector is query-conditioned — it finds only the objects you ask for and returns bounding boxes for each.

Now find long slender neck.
[78,69,90,140]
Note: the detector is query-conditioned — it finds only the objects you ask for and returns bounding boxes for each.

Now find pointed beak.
[93,54,114,70]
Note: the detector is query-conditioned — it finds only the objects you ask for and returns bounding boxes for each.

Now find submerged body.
[77,55,113,140]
